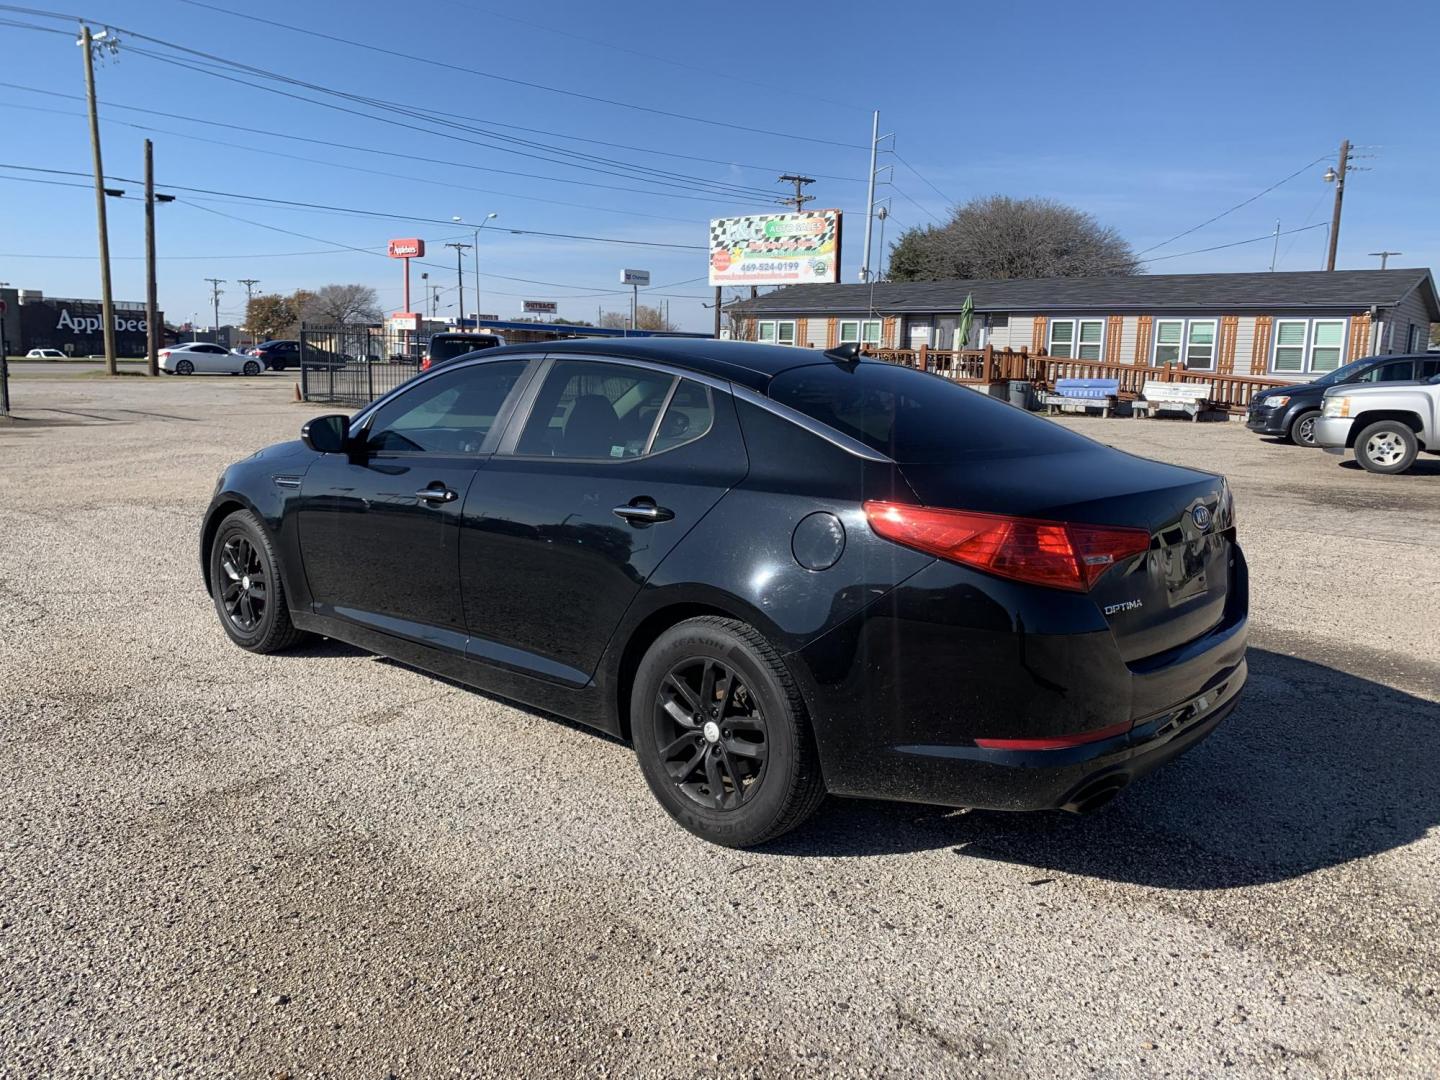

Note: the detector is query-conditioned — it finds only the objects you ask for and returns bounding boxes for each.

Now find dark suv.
[421,332,506,372]
[1248,352,1440,446]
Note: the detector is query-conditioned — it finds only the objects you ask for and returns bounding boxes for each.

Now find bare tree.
[599,304,675,331]
[299,284,383,326]
[888,195,1141,282]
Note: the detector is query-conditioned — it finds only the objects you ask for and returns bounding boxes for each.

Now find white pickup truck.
[1314,374,1440,473]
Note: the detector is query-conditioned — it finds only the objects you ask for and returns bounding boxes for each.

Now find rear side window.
[767,361,1091,463]
[651,379,714,454]
[514,360,675,459]
[1357,359,1416,383]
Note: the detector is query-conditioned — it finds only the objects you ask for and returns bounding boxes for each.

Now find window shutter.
[1218,315,1239,374]
[1252,316,1273,372]
[1134,315,1152,364]
[883,316,897,350]
[1106,316,1124,364]
[1032,316,1047,354]
[796,318,808,348]
[1348,312,1371,358]
[825,317,837,349]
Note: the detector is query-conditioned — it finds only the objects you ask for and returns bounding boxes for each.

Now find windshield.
[1313,357,1375,386]
[766,361,1093,463]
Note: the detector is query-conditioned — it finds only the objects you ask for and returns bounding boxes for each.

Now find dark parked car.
[200,340,1248,847]
[1247,352,1440,446]
[250,339,300,371]
[421,332,506,372]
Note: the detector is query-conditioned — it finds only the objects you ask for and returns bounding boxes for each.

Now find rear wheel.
[1353,420,1418,474]
[175,358,194,375]
[242,360,260,376]
[209,509,310,653]
[631,616,825,847]
[1288,409,1321,447]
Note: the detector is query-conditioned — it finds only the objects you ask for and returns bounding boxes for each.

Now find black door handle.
[415,486,457,503]
[613,499,674,524]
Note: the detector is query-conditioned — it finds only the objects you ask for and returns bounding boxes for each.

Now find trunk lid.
[899,447,1231,662]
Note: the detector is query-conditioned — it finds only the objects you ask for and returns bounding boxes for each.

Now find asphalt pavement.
[1,374,1436,1078]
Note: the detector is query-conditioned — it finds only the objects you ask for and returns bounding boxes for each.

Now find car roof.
[477,336,843,391]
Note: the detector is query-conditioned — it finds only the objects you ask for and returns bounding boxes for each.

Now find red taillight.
[863,501,1150,593]
[421,356,431,371]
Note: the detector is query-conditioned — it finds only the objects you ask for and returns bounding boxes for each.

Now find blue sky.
[2,0,1437,331]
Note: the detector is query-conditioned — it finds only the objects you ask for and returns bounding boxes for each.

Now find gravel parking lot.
[2,374,1437,1078]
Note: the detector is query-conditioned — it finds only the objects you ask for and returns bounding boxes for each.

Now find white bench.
[1135,380,1213,421]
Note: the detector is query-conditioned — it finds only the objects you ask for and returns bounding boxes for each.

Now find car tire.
[1288,409,1321,447]
[1353,420,1419,474]
[243,360,260,376]
[209,509,310,653]
[175,359,194,375]
[631,616,825,847]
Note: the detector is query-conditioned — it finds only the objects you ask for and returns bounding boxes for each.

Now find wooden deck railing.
[865,345,1290,412]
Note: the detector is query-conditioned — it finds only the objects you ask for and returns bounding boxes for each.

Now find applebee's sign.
[388,238,425,258]
[56,308,148,334]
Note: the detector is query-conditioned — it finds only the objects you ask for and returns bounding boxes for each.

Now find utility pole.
[777,173,815,212]
[445,242,470,328]
[204,278,225,344]
[144,139,158,376]
[860,110,879,283]
[712,287,722,339]
[237,278,261,347]
[1324,139,1350,272]
[81,25,118,375]
[1368,250,1402,270]
[1269,220,1280,272]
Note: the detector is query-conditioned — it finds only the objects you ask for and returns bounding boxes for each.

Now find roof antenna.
[824,342,863,365]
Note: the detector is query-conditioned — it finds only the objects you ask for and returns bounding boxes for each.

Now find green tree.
[888,195,1141,282]
[246,293,298,341]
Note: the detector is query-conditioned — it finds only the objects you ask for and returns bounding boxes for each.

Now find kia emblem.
[1192,505,1211,531]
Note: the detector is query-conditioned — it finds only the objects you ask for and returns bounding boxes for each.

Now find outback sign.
[387,238,425,258]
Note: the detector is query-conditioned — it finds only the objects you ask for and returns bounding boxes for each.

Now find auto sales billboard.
[708,209,842,287]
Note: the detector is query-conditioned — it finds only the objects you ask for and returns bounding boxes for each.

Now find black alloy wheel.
[219,533,267,633]
[654,655,769,811]
[632,617,825,847]
[209,509,308,653]
[243,360,260,376]
[176,358,194,375]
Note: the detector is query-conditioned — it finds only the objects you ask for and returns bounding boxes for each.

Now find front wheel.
[175,359,194,375]
[631,616,825,847]
[1288,409,1321,447]
[209,509,310,653]
[1353,421,1419,474]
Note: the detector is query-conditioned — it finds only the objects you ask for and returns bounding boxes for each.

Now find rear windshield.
[430,336,500,363]
[767,361,1091,463]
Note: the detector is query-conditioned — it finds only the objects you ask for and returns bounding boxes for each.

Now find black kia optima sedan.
[201,338,1248,847]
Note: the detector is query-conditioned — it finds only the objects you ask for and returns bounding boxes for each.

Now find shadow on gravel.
[1338,457,1440,476]
[770,648,1440,888]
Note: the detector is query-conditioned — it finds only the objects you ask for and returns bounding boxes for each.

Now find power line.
[1133,221,1329,267]
[1135,154,1331,256]
[164,0,866,149]
[894,152,956,209]
[0,164,709,250]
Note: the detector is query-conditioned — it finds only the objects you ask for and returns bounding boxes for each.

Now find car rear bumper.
[792,546,1249,812]
[1314,415,1352,450]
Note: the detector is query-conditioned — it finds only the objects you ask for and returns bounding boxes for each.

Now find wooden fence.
[865,345,1290,413]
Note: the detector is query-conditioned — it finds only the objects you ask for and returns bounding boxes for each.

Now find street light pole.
[454,213,498,325]
[80,25,118,375]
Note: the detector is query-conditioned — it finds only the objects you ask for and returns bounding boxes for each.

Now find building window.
[1048,318,1104,360]
[1153,319,1183,365]
[1185,319,1217,370]
[1272,318,1347,374]
[839,319,882,347]
[757,320,796,346]
[1407,323,1421,353]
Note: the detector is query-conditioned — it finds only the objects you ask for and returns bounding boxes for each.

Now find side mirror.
[301,414,351,453]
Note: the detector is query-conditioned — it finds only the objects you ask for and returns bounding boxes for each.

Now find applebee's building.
[0,287,164,357]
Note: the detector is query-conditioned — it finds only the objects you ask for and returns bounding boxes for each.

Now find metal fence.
[298,324,423,406]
